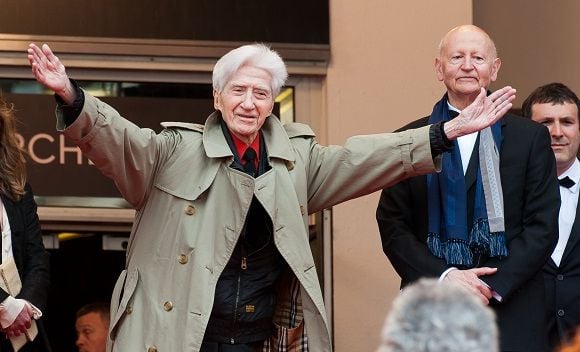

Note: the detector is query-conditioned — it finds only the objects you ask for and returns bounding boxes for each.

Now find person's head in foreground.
[378,278,498,352]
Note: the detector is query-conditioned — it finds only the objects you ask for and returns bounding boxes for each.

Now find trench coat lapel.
[203,112,296,163]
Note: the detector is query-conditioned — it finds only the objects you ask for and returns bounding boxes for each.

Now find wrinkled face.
[531,102,580,175]
[435,28,501,106]
[75,313,108,352]
[214,65,274,145]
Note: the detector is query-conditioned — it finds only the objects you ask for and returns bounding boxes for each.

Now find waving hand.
[27,43,76,104]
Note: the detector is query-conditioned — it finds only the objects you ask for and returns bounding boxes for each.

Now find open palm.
[27,43,70,95]
[445,86,516,139]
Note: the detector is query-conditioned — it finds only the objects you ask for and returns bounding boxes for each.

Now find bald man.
[377,25,559,352]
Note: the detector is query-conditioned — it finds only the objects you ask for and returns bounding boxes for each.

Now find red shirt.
[231,133,261,170]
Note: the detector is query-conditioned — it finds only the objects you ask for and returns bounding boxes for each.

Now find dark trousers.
[200,340,263,352]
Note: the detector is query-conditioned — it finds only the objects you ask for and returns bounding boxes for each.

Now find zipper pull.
[241,257,247,270]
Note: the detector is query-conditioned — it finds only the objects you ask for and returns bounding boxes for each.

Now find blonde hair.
[0,97,26,201]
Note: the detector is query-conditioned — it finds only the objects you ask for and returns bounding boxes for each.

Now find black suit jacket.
[0,183,51,351]
[377,114,559,352]
[543,177,580,349]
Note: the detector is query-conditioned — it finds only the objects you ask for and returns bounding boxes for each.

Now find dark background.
[2,0,329,44]
[9,92,214,198]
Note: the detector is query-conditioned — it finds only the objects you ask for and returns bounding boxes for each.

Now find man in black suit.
[376,25,559,352]
[522,82,580,349]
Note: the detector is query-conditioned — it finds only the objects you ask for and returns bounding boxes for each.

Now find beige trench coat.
[58,92,440,352]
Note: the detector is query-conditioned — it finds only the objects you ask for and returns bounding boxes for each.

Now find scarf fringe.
[444,240,473,266]
[427,232,444,258]
[428,233,473,266]
[470,219,490,252]
[469,219,508,258]
[488,231,508,257]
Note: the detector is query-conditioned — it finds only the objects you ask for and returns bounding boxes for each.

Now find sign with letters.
[8,93,214,204]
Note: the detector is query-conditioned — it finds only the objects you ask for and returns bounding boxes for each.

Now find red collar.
[232,133,261,168]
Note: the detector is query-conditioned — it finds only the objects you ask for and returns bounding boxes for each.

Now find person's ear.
[213,90,221,111]
[490,58,501,82]
[435,57,444,82]
[268,102,274,116]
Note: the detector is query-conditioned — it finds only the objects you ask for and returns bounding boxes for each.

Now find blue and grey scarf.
[426,94,508,267]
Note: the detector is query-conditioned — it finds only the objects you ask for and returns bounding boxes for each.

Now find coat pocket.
[109,268,139,340]
[265,320,307,352]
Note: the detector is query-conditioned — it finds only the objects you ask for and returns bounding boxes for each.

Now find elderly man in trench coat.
[27,43,515,352]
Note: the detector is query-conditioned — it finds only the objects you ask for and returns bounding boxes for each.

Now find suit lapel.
[0,195,22,256]
[560,200,580,265]
[1,195,20,232]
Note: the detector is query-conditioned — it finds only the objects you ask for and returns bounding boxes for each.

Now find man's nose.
[240,91,255,109]
[461,57,475,70]
[551,122,563,136]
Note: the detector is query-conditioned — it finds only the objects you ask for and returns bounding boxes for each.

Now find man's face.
[530,102,580,175]
[214,65,274,145]
[75,312,108,352]
[435,28,501,107]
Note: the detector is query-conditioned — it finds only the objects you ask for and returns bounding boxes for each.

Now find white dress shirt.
[448,105,479,173]
[552,158,580,266]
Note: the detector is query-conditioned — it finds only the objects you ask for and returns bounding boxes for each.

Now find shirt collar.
[231,131,261,160]
[447,102,461,114]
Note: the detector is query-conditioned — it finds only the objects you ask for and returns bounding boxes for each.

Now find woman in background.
[0,97,50,352]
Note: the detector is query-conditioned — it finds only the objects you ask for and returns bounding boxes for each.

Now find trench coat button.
[147,346,157,352]
[557,274,564,281]
[125,306,133,314]
[185,204,196,216]
[558,309,565,317]
[300,205,305,215]
[164,301,173,311]
[178,254,188,264]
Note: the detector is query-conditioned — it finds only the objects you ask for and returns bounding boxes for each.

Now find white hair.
[378,279,499,352]
[212,44,288,96]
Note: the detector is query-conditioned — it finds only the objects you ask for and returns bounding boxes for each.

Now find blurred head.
[435,25,501,109]
[212,44,288,144]
[378,279,498,352]
[559,327,580,352]
[521,83,580,176]
[75,302,110,352]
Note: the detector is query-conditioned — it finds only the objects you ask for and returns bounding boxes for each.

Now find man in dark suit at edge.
[376,25,559,352]
[522,82,580,350]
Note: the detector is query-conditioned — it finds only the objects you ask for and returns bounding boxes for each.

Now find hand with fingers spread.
[27,43,76,104]
[443,267,498,305]
[444,86,516,140]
